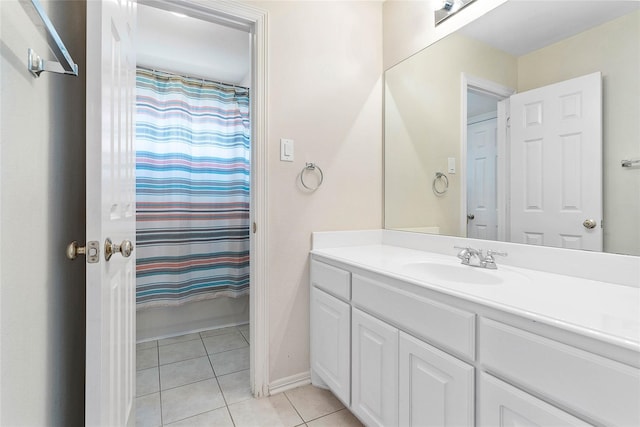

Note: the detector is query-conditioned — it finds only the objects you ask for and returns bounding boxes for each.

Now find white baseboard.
[268,371,311,395]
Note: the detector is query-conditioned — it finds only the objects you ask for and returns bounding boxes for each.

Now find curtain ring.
[432,172,448,196]
[300,163,324,191]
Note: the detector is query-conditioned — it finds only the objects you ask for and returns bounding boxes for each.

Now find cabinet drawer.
[479,318,640,427]
[311,260,351,301]
[352,274,475,360]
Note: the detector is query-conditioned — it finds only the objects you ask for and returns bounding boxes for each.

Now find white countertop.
[311,243,640,352]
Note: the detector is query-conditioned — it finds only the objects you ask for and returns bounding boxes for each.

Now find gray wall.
[1,0,86,425]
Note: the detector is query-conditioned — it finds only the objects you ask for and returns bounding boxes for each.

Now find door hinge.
[506,116,511,128]
[253,222,257,234]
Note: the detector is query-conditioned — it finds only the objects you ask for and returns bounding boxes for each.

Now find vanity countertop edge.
[310,230,640,360]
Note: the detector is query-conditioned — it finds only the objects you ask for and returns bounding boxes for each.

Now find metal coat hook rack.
[22,0,79,77]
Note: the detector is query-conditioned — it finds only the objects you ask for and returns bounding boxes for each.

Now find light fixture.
[435,0,476,26]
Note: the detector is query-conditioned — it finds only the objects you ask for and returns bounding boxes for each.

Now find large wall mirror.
[384,0,640,256]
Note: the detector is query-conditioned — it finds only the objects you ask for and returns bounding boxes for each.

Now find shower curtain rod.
[137,65,249,91]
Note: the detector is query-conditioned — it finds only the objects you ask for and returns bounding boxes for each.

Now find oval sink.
[402,262,505,285]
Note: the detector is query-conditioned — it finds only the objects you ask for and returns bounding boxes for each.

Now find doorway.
[461,74,514,240]
[134,0,268,407]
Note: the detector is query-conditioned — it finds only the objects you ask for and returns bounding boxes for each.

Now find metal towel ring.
[300,162,324,191]
[432,172,449,196]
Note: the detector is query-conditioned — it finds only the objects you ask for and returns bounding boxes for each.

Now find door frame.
[137,0,270,397]
[460,73,515,239]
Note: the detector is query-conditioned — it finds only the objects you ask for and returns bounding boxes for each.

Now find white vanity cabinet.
[352,308,399,427]
[478,372,592,427]
[310,261,351,405]
[311,260,476,426]
[309,255,640,427]
[479,318,640,427]
[399,332,474,427]
[350,308,474,427]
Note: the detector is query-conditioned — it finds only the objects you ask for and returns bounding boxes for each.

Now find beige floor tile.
[137,340,158,351]
[160,356,214,390]
[165,406,234,426]
[284,385,344,422]
[228,393,303,427]
[158,332,201,347]
[137,347,159,371]
[202,331,248,354]
[135,392,161,427]
[136,366,159,396]
[158,339,206,365]
[307,409,363,427]
[238,324,250,343]
[210,346,249,376]
[161,379,226,424]
[217,369,252,405]
[200,326,241,338]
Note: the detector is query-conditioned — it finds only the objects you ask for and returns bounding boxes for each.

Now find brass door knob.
[66,241,99,263]
[66,241,86,260]
[105,238,134,261]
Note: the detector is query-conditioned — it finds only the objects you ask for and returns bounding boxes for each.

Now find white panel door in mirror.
[509,72,602,251]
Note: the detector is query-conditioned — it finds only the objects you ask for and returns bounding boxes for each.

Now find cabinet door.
[478,373,593,427]
[399,332,474,427]
[310,287,351,405]
[352,308,399,427]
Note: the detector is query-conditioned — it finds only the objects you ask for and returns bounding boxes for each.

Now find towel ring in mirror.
[432,172,449,196]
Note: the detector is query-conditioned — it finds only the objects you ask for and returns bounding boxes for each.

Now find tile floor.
[136,325,362,427]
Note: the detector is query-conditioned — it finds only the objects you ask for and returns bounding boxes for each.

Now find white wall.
[248,0,383,385]
[0,0,86,425]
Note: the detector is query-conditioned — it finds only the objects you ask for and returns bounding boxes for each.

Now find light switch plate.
[448,157,456,174]
[281,138,294,162]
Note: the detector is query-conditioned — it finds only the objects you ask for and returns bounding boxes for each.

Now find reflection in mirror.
[384,1,640,256]
[434,0,477,26]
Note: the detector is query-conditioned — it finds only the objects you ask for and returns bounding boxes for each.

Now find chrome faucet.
[454,246,507,269]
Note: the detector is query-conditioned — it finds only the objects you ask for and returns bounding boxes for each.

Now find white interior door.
[86,0,137,425]
[467,117,498,240]
[509,72,602,251]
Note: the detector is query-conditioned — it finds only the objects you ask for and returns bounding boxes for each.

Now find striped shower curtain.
[135,68,250,309]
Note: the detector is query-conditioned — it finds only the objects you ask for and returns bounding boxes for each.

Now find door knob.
[66,241,100,263]
[583,219,597,229]
[467,214,475,220]
[104,238,134,261]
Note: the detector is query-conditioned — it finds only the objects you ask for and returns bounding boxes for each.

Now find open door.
[509,72,603,251]
[85,0,137,425]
